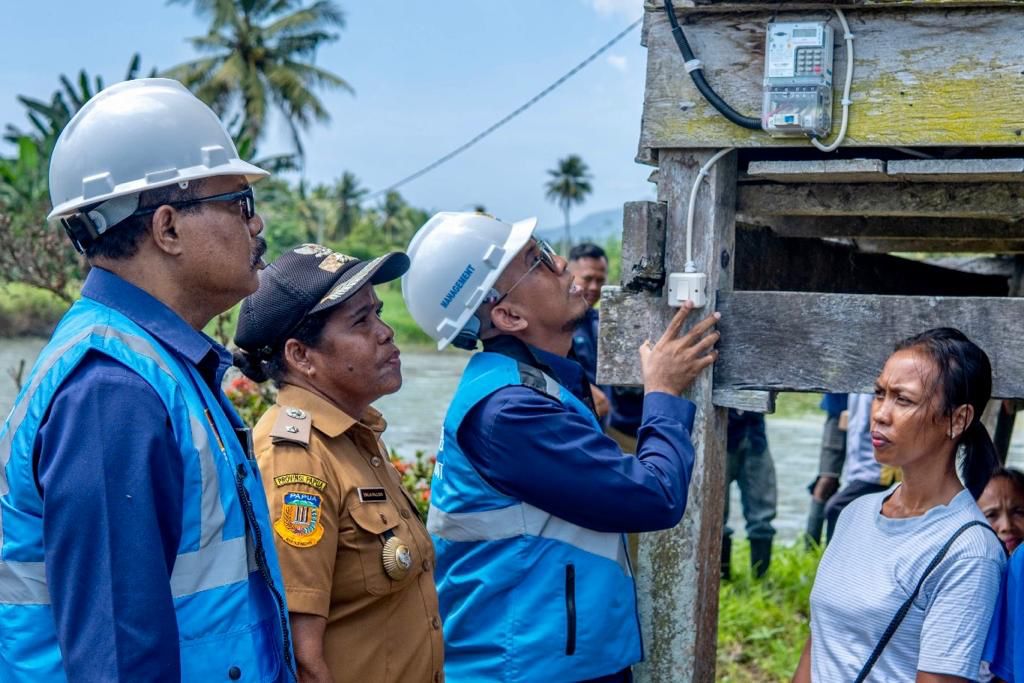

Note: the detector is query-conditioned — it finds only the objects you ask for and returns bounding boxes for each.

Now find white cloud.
[606,54,628,72]
[589,0,641,18]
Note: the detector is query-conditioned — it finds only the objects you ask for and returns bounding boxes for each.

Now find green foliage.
[0,283,70,337]
[717,542,822,682]
[378,282,432,348]
[165,0,352,160]
[772,392,824,420]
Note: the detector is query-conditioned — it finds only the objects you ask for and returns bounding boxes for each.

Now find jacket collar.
[275,383,386,439]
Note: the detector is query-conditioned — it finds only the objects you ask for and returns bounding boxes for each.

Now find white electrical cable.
[685,147,734,273]
[812,8,854,153]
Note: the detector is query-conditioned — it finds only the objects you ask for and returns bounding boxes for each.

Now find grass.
[771,392,823,420]
[717,541,822,682]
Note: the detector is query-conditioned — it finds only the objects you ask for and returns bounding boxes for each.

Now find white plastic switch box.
[667,272,707,308]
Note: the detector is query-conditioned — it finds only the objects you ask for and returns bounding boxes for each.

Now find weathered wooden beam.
[888,158,1024,182]
[630,150,735,683]
[602,290,1024,397]
[733,225,1010,294]
[770,216,1024,240]
[746,159,888,183]
[650,1,1024,10]
[621,201,668,292]
[712,388,776,413]
[640,8,1024,153]
[853,238,1024,253]
[737,183,1024,220]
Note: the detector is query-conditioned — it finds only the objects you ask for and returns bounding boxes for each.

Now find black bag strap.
[853,520,1002,683]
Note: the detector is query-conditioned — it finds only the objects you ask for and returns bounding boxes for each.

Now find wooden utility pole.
[599,1,1024,680]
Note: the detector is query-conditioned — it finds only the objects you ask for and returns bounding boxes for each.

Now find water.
[5,338,1024,543]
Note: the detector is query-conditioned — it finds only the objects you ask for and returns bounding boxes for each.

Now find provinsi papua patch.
[273,473,327,492]
[274,492,325,548]
[357,487,387,503]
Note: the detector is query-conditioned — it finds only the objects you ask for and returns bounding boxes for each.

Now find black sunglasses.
[133,186,256,221]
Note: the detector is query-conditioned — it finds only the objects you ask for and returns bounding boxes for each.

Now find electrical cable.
[685,147,733,272]
[811,8,854,152]
[366,17,643,200]
[662,0,761,131]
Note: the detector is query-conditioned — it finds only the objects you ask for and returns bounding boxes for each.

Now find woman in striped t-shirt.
[793,328,1006,683]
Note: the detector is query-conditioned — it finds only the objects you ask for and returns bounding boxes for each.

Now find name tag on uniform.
[358,488,387,503]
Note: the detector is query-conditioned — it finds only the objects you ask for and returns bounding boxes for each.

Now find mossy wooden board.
[640,7,1024,153]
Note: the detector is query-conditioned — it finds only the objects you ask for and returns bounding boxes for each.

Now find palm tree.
[331,171,367,240]
[165,0,352,161]
[544,154,593,255]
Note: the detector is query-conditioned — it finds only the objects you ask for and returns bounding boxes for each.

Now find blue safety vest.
[429,351,642,683]
[0,297,294,682]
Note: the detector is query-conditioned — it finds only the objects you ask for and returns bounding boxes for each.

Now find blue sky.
[1,0,652,231]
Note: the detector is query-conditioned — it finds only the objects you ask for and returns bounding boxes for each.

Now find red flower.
[420,488,431,502]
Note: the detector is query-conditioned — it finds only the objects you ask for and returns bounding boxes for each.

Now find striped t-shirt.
[809,487,1005,681]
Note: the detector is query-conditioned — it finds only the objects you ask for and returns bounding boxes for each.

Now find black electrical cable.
[662,0,761,131]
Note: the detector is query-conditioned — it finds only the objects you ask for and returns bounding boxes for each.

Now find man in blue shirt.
[402,211,720,683]
[0,80,294,681]
[567,242,646,444]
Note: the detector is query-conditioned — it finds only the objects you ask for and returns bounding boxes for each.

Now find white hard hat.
[47,78,268,246]
[402,211,537,350]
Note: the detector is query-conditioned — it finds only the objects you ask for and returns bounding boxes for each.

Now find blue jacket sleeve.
[986,549,1023,682]
[35,354,184,681]
[458,388,696,533]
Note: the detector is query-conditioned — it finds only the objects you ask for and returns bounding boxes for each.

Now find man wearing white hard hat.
[0,79,295,681]
[403,211,720,682]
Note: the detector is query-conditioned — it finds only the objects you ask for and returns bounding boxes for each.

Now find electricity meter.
[762,21,834,138]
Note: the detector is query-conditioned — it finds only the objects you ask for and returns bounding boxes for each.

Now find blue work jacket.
[0,291,294,681]
[430,350,644,682]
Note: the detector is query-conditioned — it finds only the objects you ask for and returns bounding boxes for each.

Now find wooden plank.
[733,225,1010,294]
[651,1,1024,10]
[770,216,1024,239]
[712,388,776,412]
[603,290,1024,397]
[631,150,736,683]
[736,183,1024,220]
[853,237,1024,252]
[640,8,1024,152]
[888,158,1024,182]
[746,159,889,183]
[621,201,668,292]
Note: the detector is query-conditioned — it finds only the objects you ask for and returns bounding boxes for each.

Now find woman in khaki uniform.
[233,244,443,683]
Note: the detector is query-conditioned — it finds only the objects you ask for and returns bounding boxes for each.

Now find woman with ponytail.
[794,328,1006,682]
[233,244,444,683]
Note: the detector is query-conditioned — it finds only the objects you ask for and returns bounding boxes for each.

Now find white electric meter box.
[762,21,834,138]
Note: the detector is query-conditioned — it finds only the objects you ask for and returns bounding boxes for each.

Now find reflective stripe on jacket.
[0,297,293,682]
[429,351,642,683]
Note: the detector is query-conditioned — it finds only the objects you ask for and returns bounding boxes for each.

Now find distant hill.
[536,207,623,245]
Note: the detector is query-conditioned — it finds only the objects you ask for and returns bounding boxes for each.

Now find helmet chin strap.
[452,316,482,351]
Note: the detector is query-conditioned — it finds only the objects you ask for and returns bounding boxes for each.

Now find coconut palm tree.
[544,154,593,255]
[165,0,352,161]
[331,170,367,240]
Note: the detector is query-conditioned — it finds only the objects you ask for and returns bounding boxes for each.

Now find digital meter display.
[763,21,834,138]
[792,28,818,38]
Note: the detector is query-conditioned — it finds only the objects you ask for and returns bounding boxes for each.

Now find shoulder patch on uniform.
[273,473,327,491]
[274,492,325,548]
[270,406,312,447]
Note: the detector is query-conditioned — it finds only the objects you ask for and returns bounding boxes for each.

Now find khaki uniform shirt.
[253,384,444,683]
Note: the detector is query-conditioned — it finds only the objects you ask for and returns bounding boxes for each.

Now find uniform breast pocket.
[348,501,420,596]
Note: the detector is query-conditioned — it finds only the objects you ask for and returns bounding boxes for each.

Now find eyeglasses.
[494,238,560,304]
[133,186,256,221]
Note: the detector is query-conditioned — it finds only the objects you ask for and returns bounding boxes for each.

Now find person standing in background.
[721,410,777,579]
[567,242,610,420]
[805,393,848,546]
